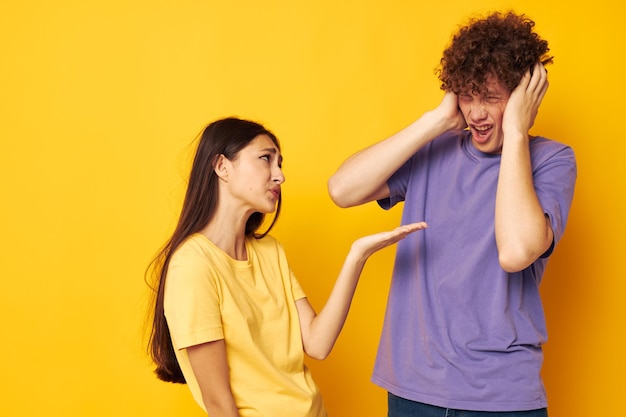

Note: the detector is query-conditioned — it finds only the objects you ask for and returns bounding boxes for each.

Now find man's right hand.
[430,91,468,132]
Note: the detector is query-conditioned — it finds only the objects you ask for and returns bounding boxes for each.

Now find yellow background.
[1,1,623,416]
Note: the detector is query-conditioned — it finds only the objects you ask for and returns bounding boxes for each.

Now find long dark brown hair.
[146,117,282,383]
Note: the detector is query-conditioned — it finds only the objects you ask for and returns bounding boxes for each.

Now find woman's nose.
[273,167,285,184]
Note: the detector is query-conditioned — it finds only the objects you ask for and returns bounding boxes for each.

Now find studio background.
[2,1,623,416]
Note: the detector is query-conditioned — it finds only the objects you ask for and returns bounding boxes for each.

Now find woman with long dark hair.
[146,117,425,417]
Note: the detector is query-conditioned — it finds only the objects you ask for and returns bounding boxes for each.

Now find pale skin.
[328,62,552,273]
[496,63,552,271]
[186,135,426,416]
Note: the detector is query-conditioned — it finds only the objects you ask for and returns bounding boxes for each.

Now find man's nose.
[470,102,488,120]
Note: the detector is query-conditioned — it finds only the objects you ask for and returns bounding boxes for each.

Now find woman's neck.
[200,206,249,261]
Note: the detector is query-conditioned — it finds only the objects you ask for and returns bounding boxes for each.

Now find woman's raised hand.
[351,222,427,260]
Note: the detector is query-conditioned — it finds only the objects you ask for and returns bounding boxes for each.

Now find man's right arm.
[328,92,466,208]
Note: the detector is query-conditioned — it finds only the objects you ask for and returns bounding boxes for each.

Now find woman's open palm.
[351,222,427,259]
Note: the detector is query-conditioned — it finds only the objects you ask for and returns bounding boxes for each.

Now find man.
[328,11,576,416]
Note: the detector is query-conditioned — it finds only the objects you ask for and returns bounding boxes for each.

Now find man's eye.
[486,97,501,103]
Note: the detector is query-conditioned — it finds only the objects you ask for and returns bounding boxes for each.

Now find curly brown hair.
[437,11,553,95]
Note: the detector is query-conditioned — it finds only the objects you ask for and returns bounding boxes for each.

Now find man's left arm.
[495,63,552,272]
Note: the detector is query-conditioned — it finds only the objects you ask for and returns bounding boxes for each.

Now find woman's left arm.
[295,222,426,360]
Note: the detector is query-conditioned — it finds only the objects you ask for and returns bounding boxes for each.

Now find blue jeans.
[388,393,548,417]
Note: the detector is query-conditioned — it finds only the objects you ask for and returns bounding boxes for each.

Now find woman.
[147,117,426,417]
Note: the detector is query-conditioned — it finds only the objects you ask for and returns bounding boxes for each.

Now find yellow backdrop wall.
[1,1,623,416]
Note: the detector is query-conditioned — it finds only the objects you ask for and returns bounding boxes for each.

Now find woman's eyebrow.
[260,147,279,155]
[261,147,283,163]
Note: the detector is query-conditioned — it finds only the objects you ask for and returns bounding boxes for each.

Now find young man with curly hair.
[328,11,576,416]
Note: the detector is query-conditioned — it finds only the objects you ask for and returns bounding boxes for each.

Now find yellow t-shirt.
[164,233,327,417]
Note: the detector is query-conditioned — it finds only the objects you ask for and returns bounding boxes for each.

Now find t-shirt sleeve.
[533,144,577,257]
[269,235,307,301]
[290,268,307,301]
[377,155,414,210]
[164,246,224,350]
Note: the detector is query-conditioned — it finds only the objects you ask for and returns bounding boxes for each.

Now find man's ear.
[213,154,229,180]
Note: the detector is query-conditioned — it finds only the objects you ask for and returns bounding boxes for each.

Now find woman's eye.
[260,155,270,162]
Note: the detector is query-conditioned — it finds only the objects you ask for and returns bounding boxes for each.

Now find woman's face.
[225,134,285,214]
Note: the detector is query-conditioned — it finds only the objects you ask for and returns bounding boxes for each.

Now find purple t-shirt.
[372,130,576,412]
